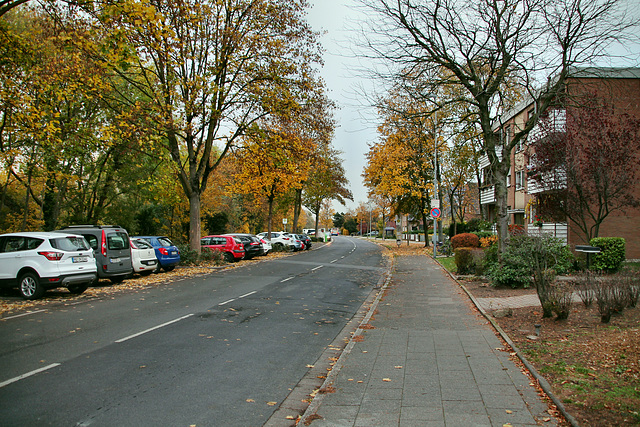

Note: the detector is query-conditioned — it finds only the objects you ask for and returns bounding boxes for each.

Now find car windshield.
[107,232,129,250]
[133,239,152,249]
[158,237,174,247]
[50,236,90,251]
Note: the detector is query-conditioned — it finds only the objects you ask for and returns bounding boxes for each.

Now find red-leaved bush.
[451,233,480,249]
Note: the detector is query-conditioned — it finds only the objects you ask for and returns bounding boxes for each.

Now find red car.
[201,235,245,262]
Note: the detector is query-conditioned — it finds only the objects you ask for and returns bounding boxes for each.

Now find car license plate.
[110,257,121,263]
[72,256,88,263]
[171,251,177,255]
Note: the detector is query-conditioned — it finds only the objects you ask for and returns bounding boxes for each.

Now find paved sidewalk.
[305,255,556,427]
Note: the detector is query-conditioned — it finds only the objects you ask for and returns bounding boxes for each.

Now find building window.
[515,170,524,190]
[507,167,512,187]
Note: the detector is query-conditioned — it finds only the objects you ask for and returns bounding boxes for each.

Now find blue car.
[133,236,180,272]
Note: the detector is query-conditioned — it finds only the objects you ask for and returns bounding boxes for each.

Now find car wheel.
[224,252,234,263]
[68,283,89,294]
[19,272,44,300]
[163,265,175,272]
[274,242,284,251]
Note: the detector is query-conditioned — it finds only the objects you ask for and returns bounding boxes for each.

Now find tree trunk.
[494,168,510,255]
[189,191,201,253]
[292,188,302,233]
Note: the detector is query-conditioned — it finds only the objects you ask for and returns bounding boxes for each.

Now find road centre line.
[311,265,324,271]
[219,298,236,306]
[330,259,338,263]
[281,277,294,282]
[1,309,47,321]
[0,363,61,389]
[239,291,257,298]
[115,314,194,343]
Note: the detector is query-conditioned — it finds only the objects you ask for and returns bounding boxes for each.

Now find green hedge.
[590,237,626,272]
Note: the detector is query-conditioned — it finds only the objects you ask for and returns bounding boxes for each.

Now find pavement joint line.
[0,363,61,389]
[436,258,581,427]
[115,314,194,343]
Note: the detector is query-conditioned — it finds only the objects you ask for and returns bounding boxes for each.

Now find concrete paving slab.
[301,255,559,427]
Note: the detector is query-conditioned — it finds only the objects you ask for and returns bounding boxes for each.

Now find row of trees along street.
[0,0,351,252]
[357,0,639,255]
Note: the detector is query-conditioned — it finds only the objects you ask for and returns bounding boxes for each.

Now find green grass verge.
[438,256,456,274]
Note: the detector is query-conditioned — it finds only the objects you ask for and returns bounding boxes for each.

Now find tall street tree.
[88,0,322,252]
[358,0,639,253]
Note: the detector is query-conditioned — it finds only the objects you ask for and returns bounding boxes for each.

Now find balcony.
[527,170,567,194]
[480,186,496,205]
[527,223,568,242]
[479,146,503,170]
[529,109,566,144]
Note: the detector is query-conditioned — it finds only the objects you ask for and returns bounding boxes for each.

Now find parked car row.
[201,232,312,262]
[1,227,314,300]
[0,225,181,300]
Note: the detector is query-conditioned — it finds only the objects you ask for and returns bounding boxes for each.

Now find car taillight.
[250,242,259,246]
[101,230,107,257]
[130,240,137,249]
[38,251,63,261]
[159,247,169,255]
[283,237,290,240]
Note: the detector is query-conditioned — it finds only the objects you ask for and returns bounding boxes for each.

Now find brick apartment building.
[479,67,640,259]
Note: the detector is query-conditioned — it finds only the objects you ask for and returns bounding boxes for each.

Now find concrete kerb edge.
[297,247,395,425]
[432,256,580,427]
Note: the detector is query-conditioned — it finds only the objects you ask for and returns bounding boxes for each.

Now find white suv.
[0,231,97,300]
[256,232,296,251]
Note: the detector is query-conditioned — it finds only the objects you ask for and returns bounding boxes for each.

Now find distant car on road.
[258,237,272,255]
[133,236,181,272]
[0,231,97,299]
[129,238,158,275]
[256,231,295,251]
[57,225,133,284]
[201,235,245,262]
[224,234,263,259]
[296,234,312,250]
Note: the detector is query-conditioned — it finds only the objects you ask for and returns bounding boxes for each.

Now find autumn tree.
[231,120,313,238]
[530,95,640,243]
[0,5,177,233]
[78,0,323,252]
[364,84,444,246]
[358,0,639,253]
[303,148,352,237]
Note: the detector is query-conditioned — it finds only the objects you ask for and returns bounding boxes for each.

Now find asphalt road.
[0,236,386,426]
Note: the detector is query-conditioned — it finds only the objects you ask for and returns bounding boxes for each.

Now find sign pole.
[429,207,441,258]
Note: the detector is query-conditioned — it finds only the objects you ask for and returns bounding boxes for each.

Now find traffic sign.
[430,207,441,218]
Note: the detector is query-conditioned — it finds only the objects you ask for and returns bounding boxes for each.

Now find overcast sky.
[306,0,378,213]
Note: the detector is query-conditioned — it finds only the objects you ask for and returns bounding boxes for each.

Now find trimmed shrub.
[590,237,626,272]
[454,248,475,275]
[451,233,480,249]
